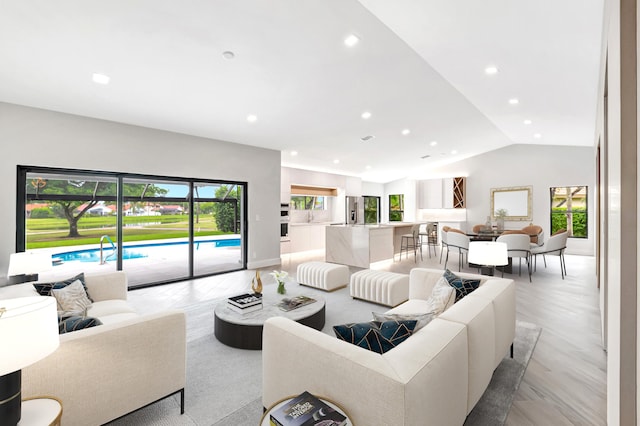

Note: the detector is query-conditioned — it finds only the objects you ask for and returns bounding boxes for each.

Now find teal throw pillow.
[443,269,481,302]
[333,319,417,354]
[58,316,102,334]
[33,272,93,302]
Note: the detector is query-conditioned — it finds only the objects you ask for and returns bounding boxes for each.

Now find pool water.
[54,239,241,263]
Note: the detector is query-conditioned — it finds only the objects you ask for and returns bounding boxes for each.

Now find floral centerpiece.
[270,270,289,295]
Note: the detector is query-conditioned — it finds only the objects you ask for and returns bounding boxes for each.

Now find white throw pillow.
[425,276,456,315]
[372,311,436,332]
[52,279,92,316]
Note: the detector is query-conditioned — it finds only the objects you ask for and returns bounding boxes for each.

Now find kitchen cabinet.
[289,224,326,253]
[418,177,465,209]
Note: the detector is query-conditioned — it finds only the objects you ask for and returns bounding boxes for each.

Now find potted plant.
[494,208,508,231]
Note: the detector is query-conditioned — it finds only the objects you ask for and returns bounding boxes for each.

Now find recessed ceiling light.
[290,151,298,156]
[333,159,340,164]
[451,150,458,155]
[484,66,499,75]
[365,165,372,170]
[246,114,257,123]
[533,133,542,139]
[222,51,235,60]
[508,98,519,105]
[360,135,375,142]
[361,111,371,120]
[523,119,532,125]
[401,129,411,136]
[344,34,360,47]
[92,73,110,85]
[430,141,438,147]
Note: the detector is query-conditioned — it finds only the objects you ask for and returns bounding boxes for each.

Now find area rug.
[107,287,541,426]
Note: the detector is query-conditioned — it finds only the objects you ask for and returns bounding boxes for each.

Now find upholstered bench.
[349,269,410,307]
[296,261,350,291]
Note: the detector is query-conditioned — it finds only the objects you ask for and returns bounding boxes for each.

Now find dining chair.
[439,226,451,264]
[521,224,544,248]
[496,233,532,282]
[400,223,422,262]
[530,231,568,279]
[444,231,470,272]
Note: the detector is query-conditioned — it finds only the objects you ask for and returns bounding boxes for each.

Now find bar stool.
[419,222,438,258]
[400,224,421,262]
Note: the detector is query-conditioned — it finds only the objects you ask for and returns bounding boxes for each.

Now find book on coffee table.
[276,295,316,312]
[269,391,346,426]
[227,302,263,314]
[228,293,262,308]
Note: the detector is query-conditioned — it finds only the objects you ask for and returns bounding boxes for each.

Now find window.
[389,194,404,222]
[550,186,588,238]
[290,196,325,210]
[18,166,247,288]
[363,196,380,224]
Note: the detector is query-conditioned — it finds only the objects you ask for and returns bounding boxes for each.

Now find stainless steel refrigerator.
[345,196,364,225]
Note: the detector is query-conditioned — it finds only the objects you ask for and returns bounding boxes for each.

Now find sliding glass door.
[18,166,247,288]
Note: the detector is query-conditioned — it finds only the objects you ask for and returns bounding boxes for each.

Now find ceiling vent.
[421,154,431,159]
[360,135,375,142]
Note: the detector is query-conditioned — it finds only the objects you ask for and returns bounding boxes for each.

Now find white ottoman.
[297,261,350,292]
[350,270,410,307]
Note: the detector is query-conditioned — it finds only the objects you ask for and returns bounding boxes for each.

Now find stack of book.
[269,391,347,426]
[227,293,263,314]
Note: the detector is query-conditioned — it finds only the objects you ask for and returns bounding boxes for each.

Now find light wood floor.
[128,246,607,425]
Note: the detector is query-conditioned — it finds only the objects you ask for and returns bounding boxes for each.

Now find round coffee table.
[214,291,325,350]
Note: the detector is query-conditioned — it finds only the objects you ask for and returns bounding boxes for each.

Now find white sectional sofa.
[262,268,515,426]
[0,271,187,426]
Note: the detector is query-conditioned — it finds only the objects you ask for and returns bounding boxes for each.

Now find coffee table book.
[276,296,317,312]
[226,302,263,314]
[269,391,347,426]
[228,293,262,308]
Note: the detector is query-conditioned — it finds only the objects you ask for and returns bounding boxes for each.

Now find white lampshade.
[0,296,59,375]
[7,252,52,277]
[468,241,508,266]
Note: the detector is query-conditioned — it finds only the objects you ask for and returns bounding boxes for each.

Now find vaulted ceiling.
[0,1,604,183]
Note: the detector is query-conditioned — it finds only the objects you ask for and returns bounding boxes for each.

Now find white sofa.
[0,271,187,426]
[262,268,515,426]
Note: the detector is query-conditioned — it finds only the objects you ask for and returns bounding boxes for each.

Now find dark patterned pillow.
[333,320,417,354]
[58,316,102,334]
[372,311,435,332]
[33,273,93,302]
[443,269,481,302]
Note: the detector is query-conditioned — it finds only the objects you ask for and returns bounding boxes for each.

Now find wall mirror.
[490,186,532,221]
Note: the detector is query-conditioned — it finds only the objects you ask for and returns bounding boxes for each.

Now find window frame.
[549,185,588,238]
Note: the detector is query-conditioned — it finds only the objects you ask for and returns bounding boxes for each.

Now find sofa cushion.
[59,315,102,334]
[0,282,40,298]
[87,300,137,318]
[33,272,93,302]
[443,269,481,302]
[52,279,93,316]
[333,320,417,354]
[372,311,435,331]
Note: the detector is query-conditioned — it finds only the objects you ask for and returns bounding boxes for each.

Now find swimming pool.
[54,238,241,263]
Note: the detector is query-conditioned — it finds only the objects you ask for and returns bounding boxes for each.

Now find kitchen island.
[325,224,394,268]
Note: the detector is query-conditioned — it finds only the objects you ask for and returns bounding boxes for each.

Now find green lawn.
[26,214,230,249]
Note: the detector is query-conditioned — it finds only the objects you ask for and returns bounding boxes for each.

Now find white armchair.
[444,231,470,272]
[531,231,568,279]
[496,234,532,282]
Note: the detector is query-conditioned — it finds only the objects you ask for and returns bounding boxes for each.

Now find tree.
[29,177,167,237]
[212,185,239,233]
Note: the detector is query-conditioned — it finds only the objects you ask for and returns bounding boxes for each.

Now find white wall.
[0,102,282,282]
[425,144,596,255]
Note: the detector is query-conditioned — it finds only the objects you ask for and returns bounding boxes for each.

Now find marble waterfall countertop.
[325,224,395,268]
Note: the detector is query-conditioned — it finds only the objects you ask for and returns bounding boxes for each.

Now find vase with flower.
[494,208,508,231]
[270,270,288,295]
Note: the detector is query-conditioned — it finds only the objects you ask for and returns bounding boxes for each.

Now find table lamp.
[7,251,52,284]
[468,241,508,276]
[0,296,59,425]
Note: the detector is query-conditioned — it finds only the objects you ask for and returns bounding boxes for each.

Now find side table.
[18,397,62,426]
[260,394,352,426]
